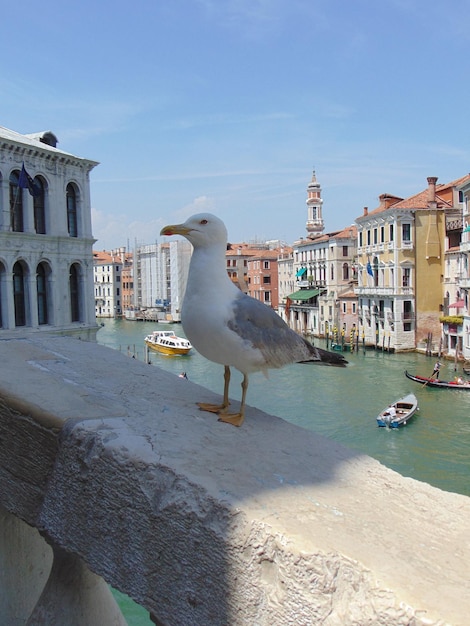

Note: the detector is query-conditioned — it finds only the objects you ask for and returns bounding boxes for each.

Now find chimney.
[427,177,438,204]
[363,207,368,216]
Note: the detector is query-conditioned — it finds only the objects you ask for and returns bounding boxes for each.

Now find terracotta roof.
[357,174,470,219]
[334,224,357,239]
[226,243,290,259]
[93,250,129,264]
[298,226,356,246]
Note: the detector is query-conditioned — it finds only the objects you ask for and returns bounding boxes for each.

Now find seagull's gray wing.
[227,293,346,369]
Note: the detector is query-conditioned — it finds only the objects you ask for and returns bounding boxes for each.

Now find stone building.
[450,177,470,360]
[355,175,470,352]
[278,172,357,339]
[0,126,99,339]
[93,248,131,318]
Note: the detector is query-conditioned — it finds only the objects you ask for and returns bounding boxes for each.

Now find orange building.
[246,248,281,309]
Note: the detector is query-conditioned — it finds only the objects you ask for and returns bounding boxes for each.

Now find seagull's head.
[160,213,228,249]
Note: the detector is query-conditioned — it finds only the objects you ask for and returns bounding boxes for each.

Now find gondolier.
[432,360,441,379]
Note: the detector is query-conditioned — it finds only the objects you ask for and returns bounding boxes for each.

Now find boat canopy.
[287,288,321,301]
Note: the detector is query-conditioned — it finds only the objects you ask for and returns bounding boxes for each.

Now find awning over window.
[287,288,321,301]
[449,300,465,308]
[295,267,307,277]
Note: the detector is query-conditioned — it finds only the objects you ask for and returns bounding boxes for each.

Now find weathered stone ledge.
[0,335,469,625]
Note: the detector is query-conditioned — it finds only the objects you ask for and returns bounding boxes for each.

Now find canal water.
[98,318,469,625]
[97,318,469,497]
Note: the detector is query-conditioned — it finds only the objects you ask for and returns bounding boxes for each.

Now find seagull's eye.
[200,219,208,225]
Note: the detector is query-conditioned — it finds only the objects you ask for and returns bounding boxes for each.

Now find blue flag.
[366,261,374,277]
[18,163,41,197]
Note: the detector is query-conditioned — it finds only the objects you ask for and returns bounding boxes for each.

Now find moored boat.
[405,370,470,389]
[144,330,192,356]
[376,393,418,428]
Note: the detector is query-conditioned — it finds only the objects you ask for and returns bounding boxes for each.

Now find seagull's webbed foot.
[217,372,248,427]
[217,411,245,427]
[197,401,230,414]
[198,367,247,427]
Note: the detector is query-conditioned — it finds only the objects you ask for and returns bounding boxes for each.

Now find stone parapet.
[0,335,469,625]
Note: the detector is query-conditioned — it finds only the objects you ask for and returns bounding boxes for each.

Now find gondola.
[405,370,470,389]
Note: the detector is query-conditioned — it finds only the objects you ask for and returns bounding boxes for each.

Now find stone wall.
[0,335,469,625]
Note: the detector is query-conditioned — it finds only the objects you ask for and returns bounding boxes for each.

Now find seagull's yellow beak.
[160,223,192,236]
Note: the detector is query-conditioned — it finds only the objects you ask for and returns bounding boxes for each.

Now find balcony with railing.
[400,240,413,250]
[354,286,414,297]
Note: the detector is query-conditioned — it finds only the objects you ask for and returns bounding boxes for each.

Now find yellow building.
[355,175,470,352]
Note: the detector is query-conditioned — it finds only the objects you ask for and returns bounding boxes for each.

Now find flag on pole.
[366,261,374,277]
[18,163,41,197]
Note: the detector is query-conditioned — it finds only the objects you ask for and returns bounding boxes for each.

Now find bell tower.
[305,170,324,238]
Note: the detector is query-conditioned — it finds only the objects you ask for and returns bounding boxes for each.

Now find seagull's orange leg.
[217,373,248,427]
[197,365,231,414]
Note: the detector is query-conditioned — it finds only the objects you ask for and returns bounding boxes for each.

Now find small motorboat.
[144,330,192,356]
[376,393,418,428]
[405,370,470,389]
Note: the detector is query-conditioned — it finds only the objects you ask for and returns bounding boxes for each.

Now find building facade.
[281,228,357,337]
[246,248,281,309]
[93,248,131,318]
[278,171,357,341]
[452,178,470,360]
[355,175,470,352]
[0,126,98,339]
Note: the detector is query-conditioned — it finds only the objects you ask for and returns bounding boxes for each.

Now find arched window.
[34,177,46,234]
[66,183,78,237]
[37,262,51,325]
[70,263,81,322]
[13,261,27,326]
[9,170,24,232]
[342,263,349,280]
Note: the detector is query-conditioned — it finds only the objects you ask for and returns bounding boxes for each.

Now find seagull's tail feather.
[299,342,348,367]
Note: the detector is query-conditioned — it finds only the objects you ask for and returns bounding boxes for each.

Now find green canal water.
[97,318,469,625]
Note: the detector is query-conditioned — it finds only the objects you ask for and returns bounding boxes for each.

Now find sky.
[2,0,470,250]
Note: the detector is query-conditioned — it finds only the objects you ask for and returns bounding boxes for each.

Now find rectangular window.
[342,245,348,256]
[380,226,385,243]
[402,223,411,242]
[373,228,378,244]
[403,300,413,319]
[390,224,394,241]
[263,261,270,269]
[263,276,271,284]
[367,230,371,245]
[403,268,411,287]
[359,232,363,247]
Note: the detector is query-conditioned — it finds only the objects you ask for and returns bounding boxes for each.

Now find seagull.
[160,213,347,427]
